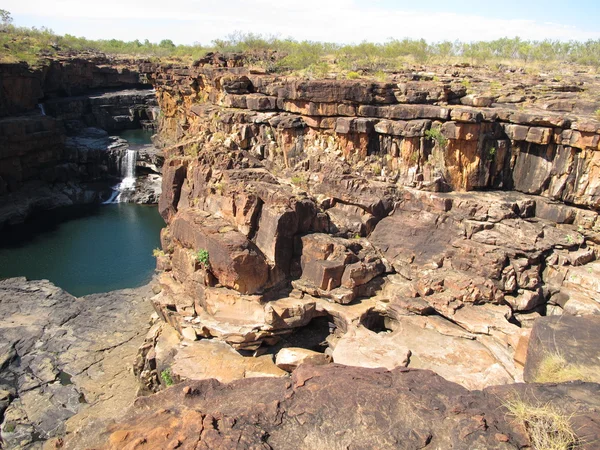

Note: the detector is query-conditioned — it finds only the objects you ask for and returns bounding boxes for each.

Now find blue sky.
[4,0,599,45]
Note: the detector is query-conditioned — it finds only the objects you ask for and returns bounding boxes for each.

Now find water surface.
[118,129,154,146]
[0,203,164,296]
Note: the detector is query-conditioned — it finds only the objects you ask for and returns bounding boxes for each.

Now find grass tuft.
[534,354,596,384]
[504,396,579,450]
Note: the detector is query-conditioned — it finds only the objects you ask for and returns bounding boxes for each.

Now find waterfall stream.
[38,103,46,116]
[103,149,137,204]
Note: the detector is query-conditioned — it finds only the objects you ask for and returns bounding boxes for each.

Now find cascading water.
[120,149,137,190]
[103,149,137,204]
[38,103,46,116]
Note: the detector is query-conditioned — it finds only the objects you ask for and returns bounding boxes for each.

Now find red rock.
[171,209,269,294]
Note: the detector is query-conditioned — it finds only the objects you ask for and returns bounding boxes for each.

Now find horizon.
[3,0,600,46]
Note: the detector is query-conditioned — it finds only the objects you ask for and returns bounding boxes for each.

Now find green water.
[0,203,165,297]
[119,129,154,146]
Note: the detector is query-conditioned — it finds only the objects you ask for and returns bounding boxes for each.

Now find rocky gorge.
[0,54,162,228]
[1,52,600,449]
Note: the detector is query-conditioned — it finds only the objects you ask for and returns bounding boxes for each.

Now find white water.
[104,149,137,204]
[38,103,46,116]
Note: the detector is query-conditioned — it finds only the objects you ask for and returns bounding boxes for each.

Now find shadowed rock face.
[97,364,600,450]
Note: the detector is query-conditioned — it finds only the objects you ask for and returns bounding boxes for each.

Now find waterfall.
[103,149,137,204]
[38,104,46,116]
[120,149,137,190]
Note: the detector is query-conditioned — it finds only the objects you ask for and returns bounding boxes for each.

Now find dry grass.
[534,354,596,384]
[505,396,580,450]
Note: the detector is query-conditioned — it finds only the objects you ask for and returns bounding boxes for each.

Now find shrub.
[185,142,199,158]
[425,128,448,147]
[374,70,386,82]
[152,248,165,258]
[595,109,600,121]
[160,368,174,387]
[346,71,360,80]
[196,249,210,266]
[307,62,330,79]
[291,175,306,186]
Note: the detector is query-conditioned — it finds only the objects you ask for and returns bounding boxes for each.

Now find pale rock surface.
[332,326,411,370]
[275,347,331,372]
[171,339,288,383]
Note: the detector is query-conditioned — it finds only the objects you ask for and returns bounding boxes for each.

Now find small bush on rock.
[425,127,448,147]
[160,368,174,387]
[196,249,210,266]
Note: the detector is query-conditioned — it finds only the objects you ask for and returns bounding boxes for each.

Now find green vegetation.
[160,368,174,387]
[291,175,308,187]
[346,71,360,80]
[487,146,497,160]
[504,395,579,450]
[3,422,16,433]
[2,11,600,72]
[425,128,448,147]
[534,353,596,383]
[196,249,210,266]
[152,248,165,258]
[595,109,600,121]
[1,9,13,27]
[185,143,200,158]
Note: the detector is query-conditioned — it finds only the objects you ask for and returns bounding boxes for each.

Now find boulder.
[171,339,287,383]
[171,209,269,294]
[275,348,331,372]
[524,315,600,383]
[331,326,411,370]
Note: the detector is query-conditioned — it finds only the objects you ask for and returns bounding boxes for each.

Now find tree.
[159,39,175,48]
[0,9,13,27]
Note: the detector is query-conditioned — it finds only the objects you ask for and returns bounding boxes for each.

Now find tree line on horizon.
[1,9,599,71]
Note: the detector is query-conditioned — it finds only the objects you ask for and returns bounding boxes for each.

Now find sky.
[4,0,600,45]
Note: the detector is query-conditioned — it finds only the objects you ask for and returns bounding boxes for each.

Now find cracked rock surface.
[98,364,600,450]
[0,277,153,449]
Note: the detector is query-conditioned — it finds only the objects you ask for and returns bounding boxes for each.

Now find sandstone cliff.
[134,55,600,395]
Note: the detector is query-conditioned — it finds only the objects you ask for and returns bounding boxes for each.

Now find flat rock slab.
[0,277,154,449]
[524,315,600,383]
[331,317,514,390]
[171,339,287,383]
[331,326,411,370]
[97,364,600,450]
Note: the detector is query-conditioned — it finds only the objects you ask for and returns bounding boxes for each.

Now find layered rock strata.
[138,58,600,392]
